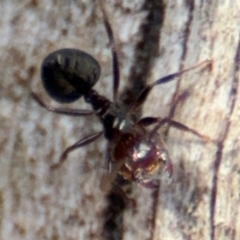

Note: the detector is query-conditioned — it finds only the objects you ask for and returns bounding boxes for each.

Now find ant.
[31,1,211,189]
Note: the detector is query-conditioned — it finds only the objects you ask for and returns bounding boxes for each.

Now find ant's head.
[115,130,173,189]
[41,48,101,103]
[131,136,173,188]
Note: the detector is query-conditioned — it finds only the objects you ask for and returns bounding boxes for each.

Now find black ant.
[31,1,211,189]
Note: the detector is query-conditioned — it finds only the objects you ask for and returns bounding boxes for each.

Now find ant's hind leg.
[130,59,211,112]
[50,131,103,170]
[31,92,95,116]
[99,0,120,101]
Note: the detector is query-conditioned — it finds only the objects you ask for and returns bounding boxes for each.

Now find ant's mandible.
[31,1,211,189]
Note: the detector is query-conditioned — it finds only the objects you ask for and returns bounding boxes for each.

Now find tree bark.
[0,0,240,240]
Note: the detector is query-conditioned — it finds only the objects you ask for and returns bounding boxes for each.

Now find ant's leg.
[100,161,123,192]
[149,117,211,141]
[99,0,120,102]
[137,117,160,127]
[101,163,136,208]
[130,60,211,112]
[137,89,191,127]
[137,86,192,127]
[31,92,94,116]
[168,90,191,119]
[51,131,103,170]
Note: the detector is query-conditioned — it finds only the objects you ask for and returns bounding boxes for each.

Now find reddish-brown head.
[112,127,173,189]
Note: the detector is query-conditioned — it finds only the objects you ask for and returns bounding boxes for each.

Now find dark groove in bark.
[210,141,223,240]
[169,0,195,119]
[148,2,195,239]
[119,0,165,117]
[180,0,195,67]
[103,183,126,240]
[209,31,240,240]
[103,1,166,239]
[149,185,160,240]
[162,0,196,144]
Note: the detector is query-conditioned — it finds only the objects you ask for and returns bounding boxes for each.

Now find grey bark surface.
[0,0,240,240]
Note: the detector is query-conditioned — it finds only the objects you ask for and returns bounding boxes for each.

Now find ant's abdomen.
[41,48,101,103]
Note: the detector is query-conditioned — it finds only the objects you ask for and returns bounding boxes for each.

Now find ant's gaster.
[31,1,211,189]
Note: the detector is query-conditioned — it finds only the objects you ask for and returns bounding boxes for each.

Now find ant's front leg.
[31,92,95,116]
[140,116,213,142]
[137,116,212,142]
[137,116,160,127]
[101,163,136,212]
[100,161,123,192]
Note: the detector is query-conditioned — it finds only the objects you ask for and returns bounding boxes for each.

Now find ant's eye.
[41,48,101,103]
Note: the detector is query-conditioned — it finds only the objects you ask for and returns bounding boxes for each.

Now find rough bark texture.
[0,0,240,240]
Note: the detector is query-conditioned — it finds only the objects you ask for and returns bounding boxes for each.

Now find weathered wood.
[0,0,239,239]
